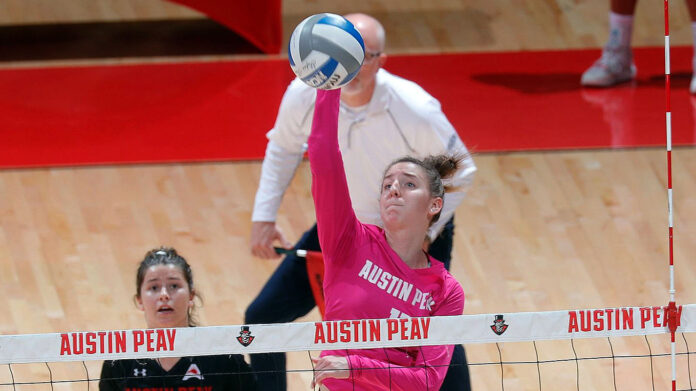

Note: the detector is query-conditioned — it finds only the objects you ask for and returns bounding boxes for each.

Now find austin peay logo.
[237,326,255,347]
[182,363,203,381]
[490,314,509,335]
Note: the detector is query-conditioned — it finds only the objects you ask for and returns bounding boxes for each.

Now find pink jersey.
[308,89,465,390]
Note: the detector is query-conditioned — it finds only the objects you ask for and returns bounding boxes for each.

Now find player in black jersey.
[100,354,255,390]
[99,247,257,391]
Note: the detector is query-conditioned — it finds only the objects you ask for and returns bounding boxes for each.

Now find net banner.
[1,304,694,364]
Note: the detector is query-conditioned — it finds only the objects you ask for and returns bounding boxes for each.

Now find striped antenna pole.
[663,1,678,391]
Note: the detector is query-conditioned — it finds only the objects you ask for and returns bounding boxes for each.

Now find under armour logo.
[133,368,147,377]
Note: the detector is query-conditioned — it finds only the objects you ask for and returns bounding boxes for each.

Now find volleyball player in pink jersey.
[307,88,465,390]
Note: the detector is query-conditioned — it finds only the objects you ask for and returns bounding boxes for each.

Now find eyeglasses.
[364,51,382,62]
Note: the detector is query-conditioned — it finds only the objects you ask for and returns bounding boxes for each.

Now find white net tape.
[1,304,693,364]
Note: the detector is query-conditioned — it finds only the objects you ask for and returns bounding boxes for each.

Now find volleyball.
[288,13,365,90]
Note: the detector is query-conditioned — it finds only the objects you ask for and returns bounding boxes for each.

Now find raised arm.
[307,89,361,258]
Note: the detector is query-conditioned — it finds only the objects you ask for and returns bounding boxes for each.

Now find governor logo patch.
[490,314,509,335]
[237,326,255,347]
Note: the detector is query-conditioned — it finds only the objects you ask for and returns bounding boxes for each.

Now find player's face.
[379,162,441,230]
[137,264,193,329]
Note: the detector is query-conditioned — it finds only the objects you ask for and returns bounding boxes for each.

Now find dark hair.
[135,247,201,327]
[384,154,463,225]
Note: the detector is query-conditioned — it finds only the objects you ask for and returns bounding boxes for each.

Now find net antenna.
[663,1,680,391]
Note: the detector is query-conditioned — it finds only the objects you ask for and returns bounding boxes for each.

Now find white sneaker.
[581,47,636,87]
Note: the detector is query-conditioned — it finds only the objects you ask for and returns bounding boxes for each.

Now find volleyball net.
[1,304,695,390]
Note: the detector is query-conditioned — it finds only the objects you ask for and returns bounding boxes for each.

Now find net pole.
[663,2,678,391]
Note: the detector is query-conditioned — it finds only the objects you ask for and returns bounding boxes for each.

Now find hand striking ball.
[288,13,365,90]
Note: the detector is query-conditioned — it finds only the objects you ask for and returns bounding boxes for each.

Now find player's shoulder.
[443,270,465,302]
[103,358,132,366]
[193,354,228,363]
[194,354,248,368]
[101,358,148,372]
[430,260,463,294]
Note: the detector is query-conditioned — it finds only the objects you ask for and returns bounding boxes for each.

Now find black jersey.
[99,354,256,391]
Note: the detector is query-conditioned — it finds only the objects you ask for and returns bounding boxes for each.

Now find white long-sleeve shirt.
[252,69,476,241]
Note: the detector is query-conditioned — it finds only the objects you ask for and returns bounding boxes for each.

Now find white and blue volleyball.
[288,13,365,90]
